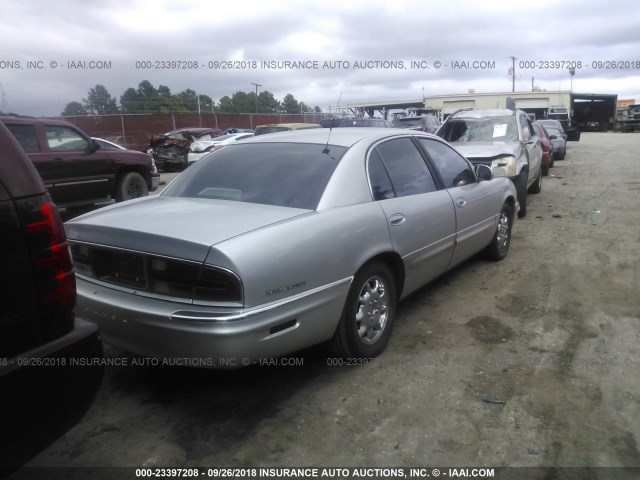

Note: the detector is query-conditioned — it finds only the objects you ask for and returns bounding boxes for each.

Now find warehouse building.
[346,90,618,129]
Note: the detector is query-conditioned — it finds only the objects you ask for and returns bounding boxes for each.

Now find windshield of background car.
[540,120,563,130]
[162,143,347,210]
[209,134,235,142]
[546,127,564,138]
[439,116,518,143]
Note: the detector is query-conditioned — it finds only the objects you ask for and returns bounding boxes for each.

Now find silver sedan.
[66,128,519,368]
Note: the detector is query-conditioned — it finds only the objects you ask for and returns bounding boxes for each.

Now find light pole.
[197,94,201,127]
[509,56,516,92]
[569,68,575,93]
[251,82,262,113]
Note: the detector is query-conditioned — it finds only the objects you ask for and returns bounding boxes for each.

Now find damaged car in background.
[188,132,254,165]
[65,128,518,369]
[436,108,542,218]
[145,127,223,171]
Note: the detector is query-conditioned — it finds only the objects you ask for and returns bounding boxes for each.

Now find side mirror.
[87,138,100,154]
[474,164,493,181]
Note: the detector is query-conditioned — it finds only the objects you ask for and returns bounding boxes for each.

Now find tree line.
[61,81,322,116]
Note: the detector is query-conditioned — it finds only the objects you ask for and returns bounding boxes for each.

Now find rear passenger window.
[374,138,437,197]
[367,150,395,200]
[5,124,40,153]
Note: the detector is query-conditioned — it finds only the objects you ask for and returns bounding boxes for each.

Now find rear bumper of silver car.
[76,276,352,368]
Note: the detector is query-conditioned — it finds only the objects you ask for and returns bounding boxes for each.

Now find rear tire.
[528,165,542,194]
[329,261,396,359]
[484,203,513,261]
[115,172,149,202]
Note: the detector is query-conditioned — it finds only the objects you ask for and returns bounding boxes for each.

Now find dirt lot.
[5,132,640,477]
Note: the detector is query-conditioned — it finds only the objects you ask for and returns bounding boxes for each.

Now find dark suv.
[0,119,103,376]
[0,115,159,210]
[0,121,104,471]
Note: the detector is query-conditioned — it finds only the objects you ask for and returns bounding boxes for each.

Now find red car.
[533,122,554,176]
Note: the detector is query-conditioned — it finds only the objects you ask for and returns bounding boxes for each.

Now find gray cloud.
[2,0,639,116]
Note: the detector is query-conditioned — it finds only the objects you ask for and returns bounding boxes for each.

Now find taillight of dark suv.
[21,196,76,338]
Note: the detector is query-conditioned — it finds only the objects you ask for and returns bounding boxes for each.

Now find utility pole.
[509,56,516,92]
[569,68,575,93]
[251,82,262,113]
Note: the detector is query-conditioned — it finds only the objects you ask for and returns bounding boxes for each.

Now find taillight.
[194,266,243,303]
[71,244,242,305]
[23,198,76,314]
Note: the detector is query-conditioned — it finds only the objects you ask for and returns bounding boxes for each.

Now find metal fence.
[54,112,328,151]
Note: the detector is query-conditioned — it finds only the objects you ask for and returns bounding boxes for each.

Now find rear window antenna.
[323,91,342,154]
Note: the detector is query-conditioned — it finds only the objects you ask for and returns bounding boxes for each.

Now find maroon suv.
[1,115,159,210]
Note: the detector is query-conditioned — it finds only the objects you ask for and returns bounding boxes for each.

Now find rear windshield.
[545,127,564,137]
[396,117,425,127]
[162,143,347,210]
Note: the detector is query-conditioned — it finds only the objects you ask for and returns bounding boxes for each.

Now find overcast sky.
[2,0,640,116]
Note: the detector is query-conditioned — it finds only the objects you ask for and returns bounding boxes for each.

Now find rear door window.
[5,124,41,153]
[374,138,437,197]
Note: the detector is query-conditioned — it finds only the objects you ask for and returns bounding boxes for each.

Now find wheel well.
[359,252,405,301]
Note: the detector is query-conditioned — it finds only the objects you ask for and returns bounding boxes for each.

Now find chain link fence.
[54,112,328,150]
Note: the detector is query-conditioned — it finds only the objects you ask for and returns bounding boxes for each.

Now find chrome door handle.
[389,213,406,226]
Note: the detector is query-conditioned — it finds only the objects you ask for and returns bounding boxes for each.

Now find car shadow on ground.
[0,364,104,477]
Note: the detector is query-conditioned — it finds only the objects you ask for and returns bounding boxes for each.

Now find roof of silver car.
[233,127,436,148]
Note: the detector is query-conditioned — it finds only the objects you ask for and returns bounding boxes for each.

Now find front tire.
[484,203,513,261]
[515,171,528,218]
[329,261,396,359]
[528,165,542,194]
[542,164,550,176]
[115,172,149,202]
